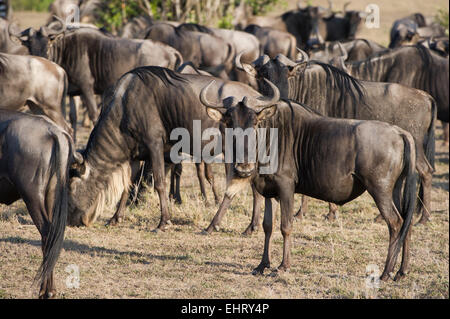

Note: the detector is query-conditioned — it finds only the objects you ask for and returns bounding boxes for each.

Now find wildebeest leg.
[443,121,449,146]
[195,162,208,202]
[243,183,263,236]
[252,197,274,275]
[277,188,295,272]
[79,84,99,124]
[107,190,129,227]
[325,203,339,220]
[415,160,433,224]
[108,161,142,226]
[294,195,309,219]
[394,224,412,281]
[69,96,78,142]
[148,143,171,231]
[205,163,220,205]
[169,164,182,204]
[372,194,403,281]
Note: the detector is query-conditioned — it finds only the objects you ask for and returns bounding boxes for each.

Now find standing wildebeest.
[318,2,365,42]
[0,53,72,136]
[332,44,449,145]
[11,23,183,138]
[244,24,298,60]
[200,87,417,281]
[234,2,331,48]
[224,52,435,232]
[144,23,235,79]
[308,39,386,62]
[0,110,77,298]
[67,66,264,229]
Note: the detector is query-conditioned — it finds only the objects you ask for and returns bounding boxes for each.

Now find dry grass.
[0,123,448,299]
[1,1,448,299]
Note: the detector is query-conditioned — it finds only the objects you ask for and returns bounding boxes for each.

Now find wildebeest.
[308,39,386,62]
[418,36,449,57]
[0,53,73,136]
[230,52,435,229]
[244,24,298,60]
[144,23,235,79]
[318,2,365,42]
[67,66,264,229]
[120,15,154,39]
[0,110,77,298]
[11,22,183,139]
[331,44,449,145]
[234,2,331,48]
[200,87,417,281]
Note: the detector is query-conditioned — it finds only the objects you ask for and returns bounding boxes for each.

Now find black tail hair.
[34,131,69,294]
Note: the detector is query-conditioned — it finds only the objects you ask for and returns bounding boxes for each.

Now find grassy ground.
[1,1,449,299]
[0,123,448,299]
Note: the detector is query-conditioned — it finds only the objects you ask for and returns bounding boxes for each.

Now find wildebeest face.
[200,80,280,178]
[207,101,278,178]
[67,158,99,227]
[389,27,419,48]
[11,28,50,58]
[345,11,363,39]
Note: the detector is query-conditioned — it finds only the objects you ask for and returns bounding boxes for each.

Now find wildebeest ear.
[206,107,227,122]
[287,63,307,77]
[257,105,277,122]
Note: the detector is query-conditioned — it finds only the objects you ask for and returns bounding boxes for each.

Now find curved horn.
[336,42,348,60]
[275,53,297,67]
[73,152,84,165]
[252,54,270,67]
[200,80,224,108]
[234,51,247,72]
[296,48,309,63]
[343,2,351,13]
[247,79,280,109]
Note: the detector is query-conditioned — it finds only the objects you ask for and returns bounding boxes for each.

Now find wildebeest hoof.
[106,217,121,227]
[374,214,384,223]
[242,226,256,236]
[39,290,56,299]
[213,225,220,232]
[415,216,430,226]
[252,264,269,276]
[324,213,336,221]
[201,229,211,236]
[152,228,162,233]
[394,270,407,281]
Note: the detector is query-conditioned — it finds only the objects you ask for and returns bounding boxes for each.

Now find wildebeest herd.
[0,0,448,299]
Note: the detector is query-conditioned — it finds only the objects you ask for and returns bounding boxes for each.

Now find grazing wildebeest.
[67,66,263,229]
[319,2,365,42]
[332,44,449,146]
[11,22,183,139]
[0,18,28,54]
[144,23,235,79]
[0,110,77,298]
[200,86,417,281]
[226,52,435,231]
[308,39,386,62]
[0,53,73,137]
[244,24,298,60]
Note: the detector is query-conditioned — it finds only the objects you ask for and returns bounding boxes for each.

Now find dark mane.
[310,61,366,104]
[177,23,214,35]
[127,66,188,87]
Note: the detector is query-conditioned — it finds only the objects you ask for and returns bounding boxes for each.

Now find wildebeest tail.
[34,130,70,293]
[61,71,69,119]
[425,96,436,171]
[395,133,418,253]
